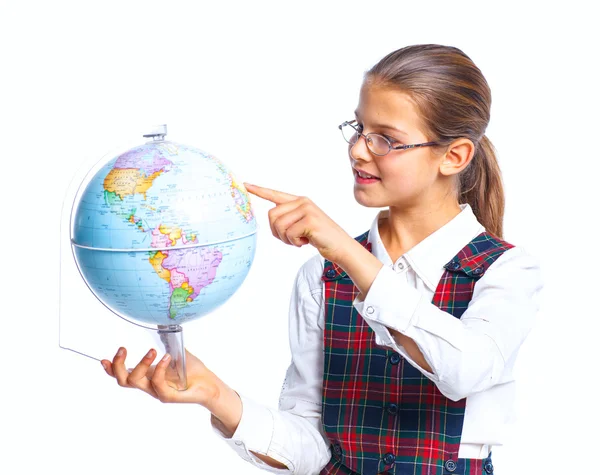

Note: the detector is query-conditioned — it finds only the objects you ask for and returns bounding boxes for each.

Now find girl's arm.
[242,183,436,377]
[339,243,543,401]
[240,184,543,401]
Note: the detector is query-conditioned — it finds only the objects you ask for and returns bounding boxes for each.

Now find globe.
[71,127,257,328]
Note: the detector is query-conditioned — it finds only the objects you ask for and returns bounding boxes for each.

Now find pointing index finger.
[243,182,298,205]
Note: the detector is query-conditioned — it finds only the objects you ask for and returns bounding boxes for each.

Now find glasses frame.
[339,119,441,156]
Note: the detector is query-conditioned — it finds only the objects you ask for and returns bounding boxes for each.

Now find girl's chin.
[353,190,385,208]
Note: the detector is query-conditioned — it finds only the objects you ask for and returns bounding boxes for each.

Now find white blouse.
[212,204,544,475]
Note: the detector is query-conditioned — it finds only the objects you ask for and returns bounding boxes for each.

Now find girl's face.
[349,82,445,210]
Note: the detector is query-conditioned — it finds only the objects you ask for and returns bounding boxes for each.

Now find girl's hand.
[101,347,222,408]
[244,182,354,263]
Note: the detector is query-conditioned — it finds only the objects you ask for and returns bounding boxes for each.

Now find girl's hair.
[366,44,505,238]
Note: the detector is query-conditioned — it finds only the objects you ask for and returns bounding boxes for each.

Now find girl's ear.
[439,138,475,176]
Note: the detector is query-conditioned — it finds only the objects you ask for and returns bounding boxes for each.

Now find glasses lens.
[367,134,391,156]
[341,123,359,145]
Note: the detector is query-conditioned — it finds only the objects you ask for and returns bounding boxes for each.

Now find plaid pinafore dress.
[319,230,513,475]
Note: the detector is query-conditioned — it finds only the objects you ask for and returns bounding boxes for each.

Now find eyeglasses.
[338,120,440,157]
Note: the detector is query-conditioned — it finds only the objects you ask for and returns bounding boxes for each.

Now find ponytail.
[459,135,505,238]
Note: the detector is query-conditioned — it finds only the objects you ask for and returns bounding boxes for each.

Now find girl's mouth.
[354,169,381,184]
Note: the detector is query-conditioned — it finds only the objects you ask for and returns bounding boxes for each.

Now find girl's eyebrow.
[353,110,409,137]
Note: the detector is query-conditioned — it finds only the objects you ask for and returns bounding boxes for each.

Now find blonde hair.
[367,44,505,238]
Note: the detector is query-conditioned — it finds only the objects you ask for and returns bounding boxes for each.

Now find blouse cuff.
[211,394,291,472]
[353,264,421,334]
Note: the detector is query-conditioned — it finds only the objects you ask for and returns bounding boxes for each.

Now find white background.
[1,1,599,473]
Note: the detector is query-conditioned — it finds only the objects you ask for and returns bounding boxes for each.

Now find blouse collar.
[367,203,485,291]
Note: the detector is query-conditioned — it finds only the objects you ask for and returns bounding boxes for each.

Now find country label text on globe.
[72,141,257,326]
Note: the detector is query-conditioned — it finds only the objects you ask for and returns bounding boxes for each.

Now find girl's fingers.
[267,198,304,220]
[112,347,131,387]
[150,353,177,402]
[285,219,313,247]
[244,183,297,204]
[126,349,158,397]
[102,348,165,400]
[146,364,157,380]
[267,200,303,241]
[101,359,115,377]
[273,206,311,246]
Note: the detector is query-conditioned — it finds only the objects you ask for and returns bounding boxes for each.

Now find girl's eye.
[384,134,403,145]
[357,123,401,145]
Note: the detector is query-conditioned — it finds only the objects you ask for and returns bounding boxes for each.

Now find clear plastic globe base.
[60,125,258,390]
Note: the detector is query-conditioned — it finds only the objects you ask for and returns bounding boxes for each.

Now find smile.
[354,169,381,184]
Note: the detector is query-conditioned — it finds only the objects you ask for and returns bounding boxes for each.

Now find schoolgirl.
[103,44,543,475]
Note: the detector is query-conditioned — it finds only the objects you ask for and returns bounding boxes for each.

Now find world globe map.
[71,136,257,327]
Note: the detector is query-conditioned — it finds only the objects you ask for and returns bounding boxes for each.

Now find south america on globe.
[71,127,257,327]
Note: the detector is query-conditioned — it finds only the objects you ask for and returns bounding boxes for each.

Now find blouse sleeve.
[353,246,544,401]
[211,254,331,474]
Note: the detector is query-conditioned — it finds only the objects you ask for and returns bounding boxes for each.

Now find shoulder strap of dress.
[443,231,515,279]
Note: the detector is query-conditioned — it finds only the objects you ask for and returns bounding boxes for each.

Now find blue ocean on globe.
[71,138,257,326]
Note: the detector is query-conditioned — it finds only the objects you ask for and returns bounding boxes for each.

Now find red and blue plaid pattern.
[319,230,513,475]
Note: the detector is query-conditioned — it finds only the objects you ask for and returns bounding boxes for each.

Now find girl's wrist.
[207,382,243,438]
[335,236,384,298]
[330,234,362,266]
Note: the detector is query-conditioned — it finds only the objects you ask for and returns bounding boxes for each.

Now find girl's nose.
[349,134,373,161]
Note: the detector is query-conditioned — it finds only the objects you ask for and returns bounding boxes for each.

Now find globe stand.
[157,325,187,390]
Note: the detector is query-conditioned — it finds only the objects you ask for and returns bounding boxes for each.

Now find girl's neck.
[378,200,462,261]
